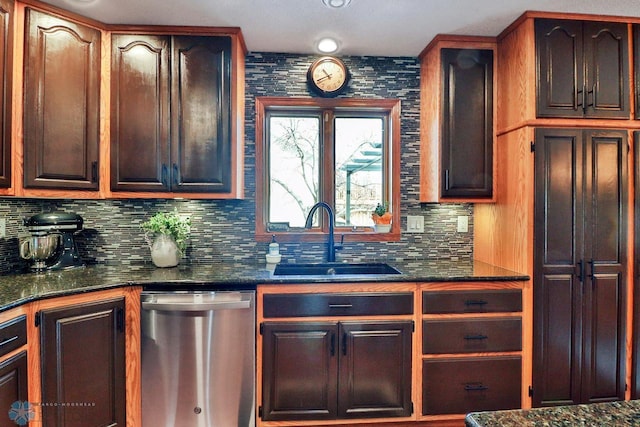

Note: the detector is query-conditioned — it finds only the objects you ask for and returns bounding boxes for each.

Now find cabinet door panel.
[441,48,493,198]
[423,357,521,415]
[261,322,338,421]
[0,351,28,418]
[40,298,126,427]
[583,22,629,118]
[338,321,412,418]
[171,36,231,192]
[582,130,627,403]
[533,129,583,407]
[535,19,583,118]
[111,34,170,191]
[23,9,100,189]
[0,0,11,188]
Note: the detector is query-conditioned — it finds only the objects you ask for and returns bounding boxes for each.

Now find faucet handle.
[335,234,345,251]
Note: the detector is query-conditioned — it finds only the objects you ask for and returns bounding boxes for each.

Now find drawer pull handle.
[464,334,488,340]
[329,304,353,309]
[0,335,18,348]
[464,383,488,392]
[464,300,488,306]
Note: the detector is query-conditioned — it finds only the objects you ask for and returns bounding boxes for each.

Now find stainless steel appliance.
[141,290,256,427]
[19,212,84,271]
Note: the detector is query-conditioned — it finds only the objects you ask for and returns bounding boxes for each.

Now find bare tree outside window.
[269,116,320,227]
[268,114,385,228]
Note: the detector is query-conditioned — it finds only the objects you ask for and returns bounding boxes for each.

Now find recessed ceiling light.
[317,38,339,53]
[322,0,351,9]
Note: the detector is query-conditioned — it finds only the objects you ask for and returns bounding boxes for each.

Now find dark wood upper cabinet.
[419,37,496,203]
[0,0,12,189]
[111,34,232,193]
[440,48,493,199]
[171,36,232,192]
[634,26,640,120]
[532,128,627,407]
[111,34,171,192]
[535,19,629,119]
[40,298,126,426]
[23,8,101,190]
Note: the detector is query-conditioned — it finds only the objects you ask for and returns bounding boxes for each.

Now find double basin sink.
[273,262,402,277]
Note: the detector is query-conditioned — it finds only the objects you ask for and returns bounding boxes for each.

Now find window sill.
[255,227,401,243]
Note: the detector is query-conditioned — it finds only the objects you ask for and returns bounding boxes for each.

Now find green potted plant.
[371,202,392,232]
[141,211,191,267]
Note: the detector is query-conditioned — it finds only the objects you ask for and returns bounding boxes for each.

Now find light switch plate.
[0,218,5,238]
[406,215,424,233]
[457,215,468,233]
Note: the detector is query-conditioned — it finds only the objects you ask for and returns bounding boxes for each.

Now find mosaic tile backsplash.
[0,53,473,274]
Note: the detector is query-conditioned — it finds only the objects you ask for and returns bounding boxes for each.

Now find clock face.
[307,57,349,96]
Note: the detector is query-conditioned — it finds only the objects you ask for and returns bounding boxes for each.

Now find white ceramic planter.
[150,234,180,268]
[373,224,391,233]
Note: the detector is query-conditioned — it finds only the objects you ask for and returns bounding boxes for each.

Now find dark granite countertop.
[466,400,640,426]
[0,259,527,313]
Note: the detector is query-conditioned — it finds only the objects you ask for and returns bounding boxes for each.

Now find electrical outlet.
[0,218,5,238]
[457,215,468,233]
[406,215,424,233]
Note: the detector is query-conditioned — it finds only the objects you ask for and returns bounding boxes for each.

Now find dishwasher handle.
[142,299,252,312]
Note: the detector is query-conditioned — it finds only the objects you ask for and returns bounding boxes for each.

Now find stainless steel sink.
[272,262,402,276]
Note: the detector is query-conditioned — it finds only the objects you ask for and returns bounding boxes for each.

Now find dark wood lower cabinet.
[422,356,521,415]
[0,351,28,419]
[261,320,412,422]
[39,298,126,427]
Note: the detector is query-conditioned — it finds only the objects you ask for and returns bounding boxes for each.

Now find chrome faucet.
[304,202,342,262]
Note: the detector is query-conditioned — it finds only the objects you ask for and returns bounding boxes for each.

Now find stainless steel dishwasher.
[141,290,255,427]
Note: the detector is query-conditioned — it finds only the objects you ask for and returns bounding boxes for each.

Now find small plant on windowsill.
[141,211,191,268]
[371,202,392,233]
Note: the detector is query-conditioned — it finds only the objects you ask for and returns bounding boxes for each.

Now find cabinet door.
[338,321,412,418]
[261,322,338,421]
[634,27,640,120]
[40,298,126,426]
[536,19,629,119]
[533,129,627,407]
[23,9,100,189]
[440,48,493,198]
[0,351,28,422]
[580,130,627,403]
[582,22,629,119]
[0,0,12,189]
[535,19,584,118]
[171,36,232,192]
[111,34,170,191]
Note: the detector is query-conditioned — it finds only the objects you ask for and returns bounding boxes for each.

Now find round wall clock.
[307,56,349,97]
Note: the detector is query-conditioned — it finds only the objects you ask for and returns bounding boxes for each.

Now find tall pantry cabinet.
[473,12,632,409]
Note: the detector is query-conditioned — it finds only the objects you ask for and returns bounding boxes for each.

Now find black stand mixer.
[19,213,85,271]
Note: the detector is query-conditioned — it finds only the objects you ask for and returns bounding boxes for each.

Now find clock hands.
[317,68,333,82]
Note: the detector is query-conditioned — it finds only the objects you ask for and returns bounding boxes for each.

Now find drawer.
[423,317,521,354]
[422,289,521,314]
[0,315,27,359]
[422,356,521,415]
[263,292,413,317]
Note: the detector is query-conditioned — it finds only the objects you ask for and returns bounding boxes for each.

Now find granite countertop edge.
[0,259,529,313]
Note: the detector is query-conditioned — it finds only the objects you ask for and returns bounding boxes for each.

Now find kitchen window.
[255,97,400,242]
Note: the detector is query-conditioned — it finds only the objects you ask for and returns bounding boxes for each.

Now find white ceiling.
[43,0,640,56]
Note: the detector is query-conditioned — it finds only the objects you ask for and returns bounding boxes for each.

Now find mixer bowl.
[20,234,60,263]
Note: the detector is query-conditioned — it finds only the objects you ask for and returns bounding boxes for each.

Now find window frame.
[255,97,401,243]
